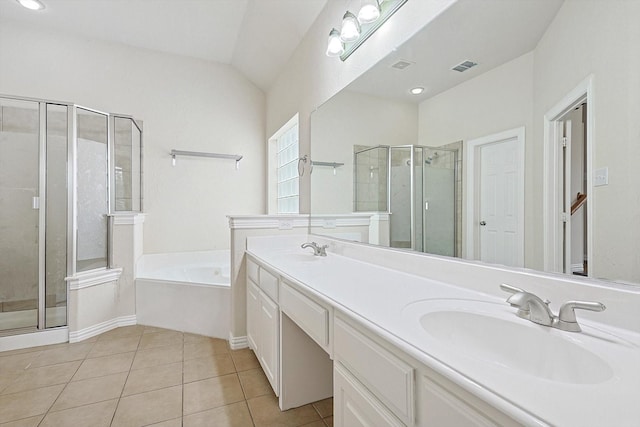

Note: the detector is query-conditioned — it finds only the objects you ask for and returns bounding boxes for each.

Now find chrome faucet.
[500,284,606,332]
[301,242,328,256]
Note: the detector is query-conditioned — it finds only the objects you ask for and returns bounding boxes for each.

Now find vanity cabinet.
[246,258,280,395]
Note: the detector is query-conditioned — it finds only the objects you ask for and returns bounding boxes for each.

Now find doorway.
[543,77,593,276]
[466,127,525,267]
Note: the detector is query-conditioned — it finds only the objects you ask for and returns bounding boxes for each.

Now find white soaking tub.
[135,250,230,338]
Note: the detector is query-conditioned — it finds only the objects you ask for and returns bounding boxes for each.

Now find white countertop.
[246,241,640,427]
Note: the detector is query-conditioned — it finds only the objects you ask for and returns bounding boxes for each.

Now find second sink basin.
[403,299,613,384]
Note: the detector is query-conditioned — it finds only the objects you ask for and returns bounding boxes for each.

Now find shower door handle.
[480,221,487,226]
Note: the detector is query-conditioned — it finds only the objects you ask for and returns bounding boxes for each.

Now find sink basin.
[404,299,613,384]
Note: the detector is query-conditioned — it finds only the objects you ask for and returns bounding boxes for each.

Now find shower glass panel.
[45,104,69,328]
[389,146,415,249]
[113,116,142,211]
[353,145,389,212]
[76,108,109,272]
[0,98,40,332]
[423,148,457,257]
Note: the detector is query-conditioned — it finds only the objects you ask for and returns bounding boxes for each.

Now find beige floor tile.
[139,330,184,350]
[183,353,236,383]
[2,360,81,395]
[0,373,22,394]
[97,325,145,341]
[183,373,245,415]
[0,414,43,427]
[238,368,273,399]
[40,399,118,427]
[312,398,333,418]
[131,343,183,370]
[230,349,260,372]
[87,335,141,358]
[72,352,135,381]
[0,352,41,376]
[0,346,44,358]
[183,401,254,427]
[122,361,182,396]
[142,325,168,334]
[51,372,127,411]
[111,385,182,427]
[0,384,64,424]
[184,333,229,346]
[29,343,94,368]
[300,421,326,427]
[324,416,333,427]
[146,418,182,427]
[247,394,320,427]
[184,339,229,360]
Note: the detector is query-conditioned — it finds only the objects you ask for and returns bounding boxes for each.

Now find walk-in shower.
[0,95,142,336]
[354,145,459,256]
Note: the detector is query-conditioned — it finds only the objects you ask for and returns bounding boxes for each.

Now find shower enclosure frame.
[0,93,143,335]
[354,144,459,253]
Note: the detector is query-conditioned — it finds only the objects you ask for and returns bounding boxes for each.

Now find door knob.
[480,221,487,226]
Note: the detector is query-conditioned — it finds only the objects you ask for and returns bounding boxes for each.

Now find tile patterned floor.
[0,326,333,427]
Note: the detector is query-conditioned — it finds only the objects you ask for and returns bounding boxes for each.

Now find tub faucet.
[301,242,328,256]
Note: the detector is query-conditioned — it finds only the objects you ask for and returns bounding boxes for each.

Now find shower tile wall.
[354,145,388,212]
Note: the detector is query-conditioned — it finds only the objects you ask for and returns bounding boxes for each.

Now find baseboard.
[229,333,248,350]
[0,327,69,352]
[69,315,137,343]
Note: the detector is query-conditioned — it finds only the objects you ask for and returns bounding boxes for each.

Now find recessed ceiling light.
[410,87,425,95]
[16,0,45,10]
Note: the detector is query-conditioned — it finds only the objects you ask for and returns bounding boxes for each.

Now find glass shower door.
[0,98,41,332]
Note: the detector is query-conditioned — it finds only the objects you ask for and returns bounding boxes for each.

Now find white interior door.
[478,136,523,267]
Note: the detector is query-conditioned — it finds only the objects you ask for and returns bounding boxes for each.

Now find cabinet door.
[259,292,280,395]
[334,363,404,427]
[246,279,260,352]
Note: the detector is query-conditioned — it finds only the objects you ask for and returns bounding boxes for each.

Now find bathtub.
[135,250,230,339]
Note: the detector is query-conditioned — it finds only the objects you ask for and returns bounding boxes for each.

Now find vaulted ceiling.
[0,0,328,91]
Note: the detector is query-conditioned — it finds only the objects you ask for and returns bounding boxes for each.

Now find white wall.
[0,21,266,253]
[267,0,457,214]
[532,0,640,282]
[311,90,418,214]
[417,52,535,265]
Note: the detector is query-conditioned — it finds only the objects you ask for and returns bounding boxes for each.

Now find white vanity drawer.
[280,280,329,349]
[258,267,279,301]
[334,316,414,426]
[247,258,259,284]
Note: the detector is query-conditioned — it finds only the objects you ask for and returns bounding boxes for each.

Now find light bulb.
[340,11,361,42]
[16,0,45,10]
[410,87,425,95]
[358,0,380,24]
[326,28,345,57]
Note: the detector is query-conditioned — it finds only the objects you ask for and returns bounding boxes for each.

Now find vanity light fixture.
[16,0,45,10]
[410,87,425,95]
[358,0,381,24]
[326,29,345,57]
[340,11,361,42]
[326,0,407,61]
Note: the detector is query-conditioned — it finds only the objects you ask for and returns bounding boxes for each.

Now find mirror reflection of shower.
[354,144,461,257]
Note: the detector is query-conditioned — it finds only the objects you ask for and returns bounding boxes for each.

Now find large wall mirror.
[310,0,640,286]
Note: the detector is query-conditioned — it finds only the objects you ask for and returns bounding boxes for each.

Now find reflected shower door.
[0,98,40,332]
[423,148,457,256]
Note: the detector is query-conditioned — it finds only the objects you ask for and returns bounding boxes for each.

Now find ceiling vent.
[451,60,478,72]
[391,60,414,70]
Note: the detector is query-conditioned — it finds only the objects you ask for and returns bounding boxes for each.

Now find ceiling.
[0,0,327,91]
[347,0,564,103]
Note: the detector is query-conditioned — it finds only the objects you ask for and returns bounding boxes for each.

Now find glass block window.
[276,123,299,214]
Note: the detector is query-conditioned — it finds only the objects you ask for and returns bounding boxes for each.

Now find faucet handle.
[500,283,525,295]
[556,301,606,332]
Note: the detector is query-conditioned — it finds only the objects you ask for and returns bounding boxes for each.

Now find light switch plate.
[594,167,609,187]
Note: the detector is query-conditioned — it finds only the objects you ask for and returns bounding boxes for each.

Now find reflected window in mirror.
[268,114,299,214]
